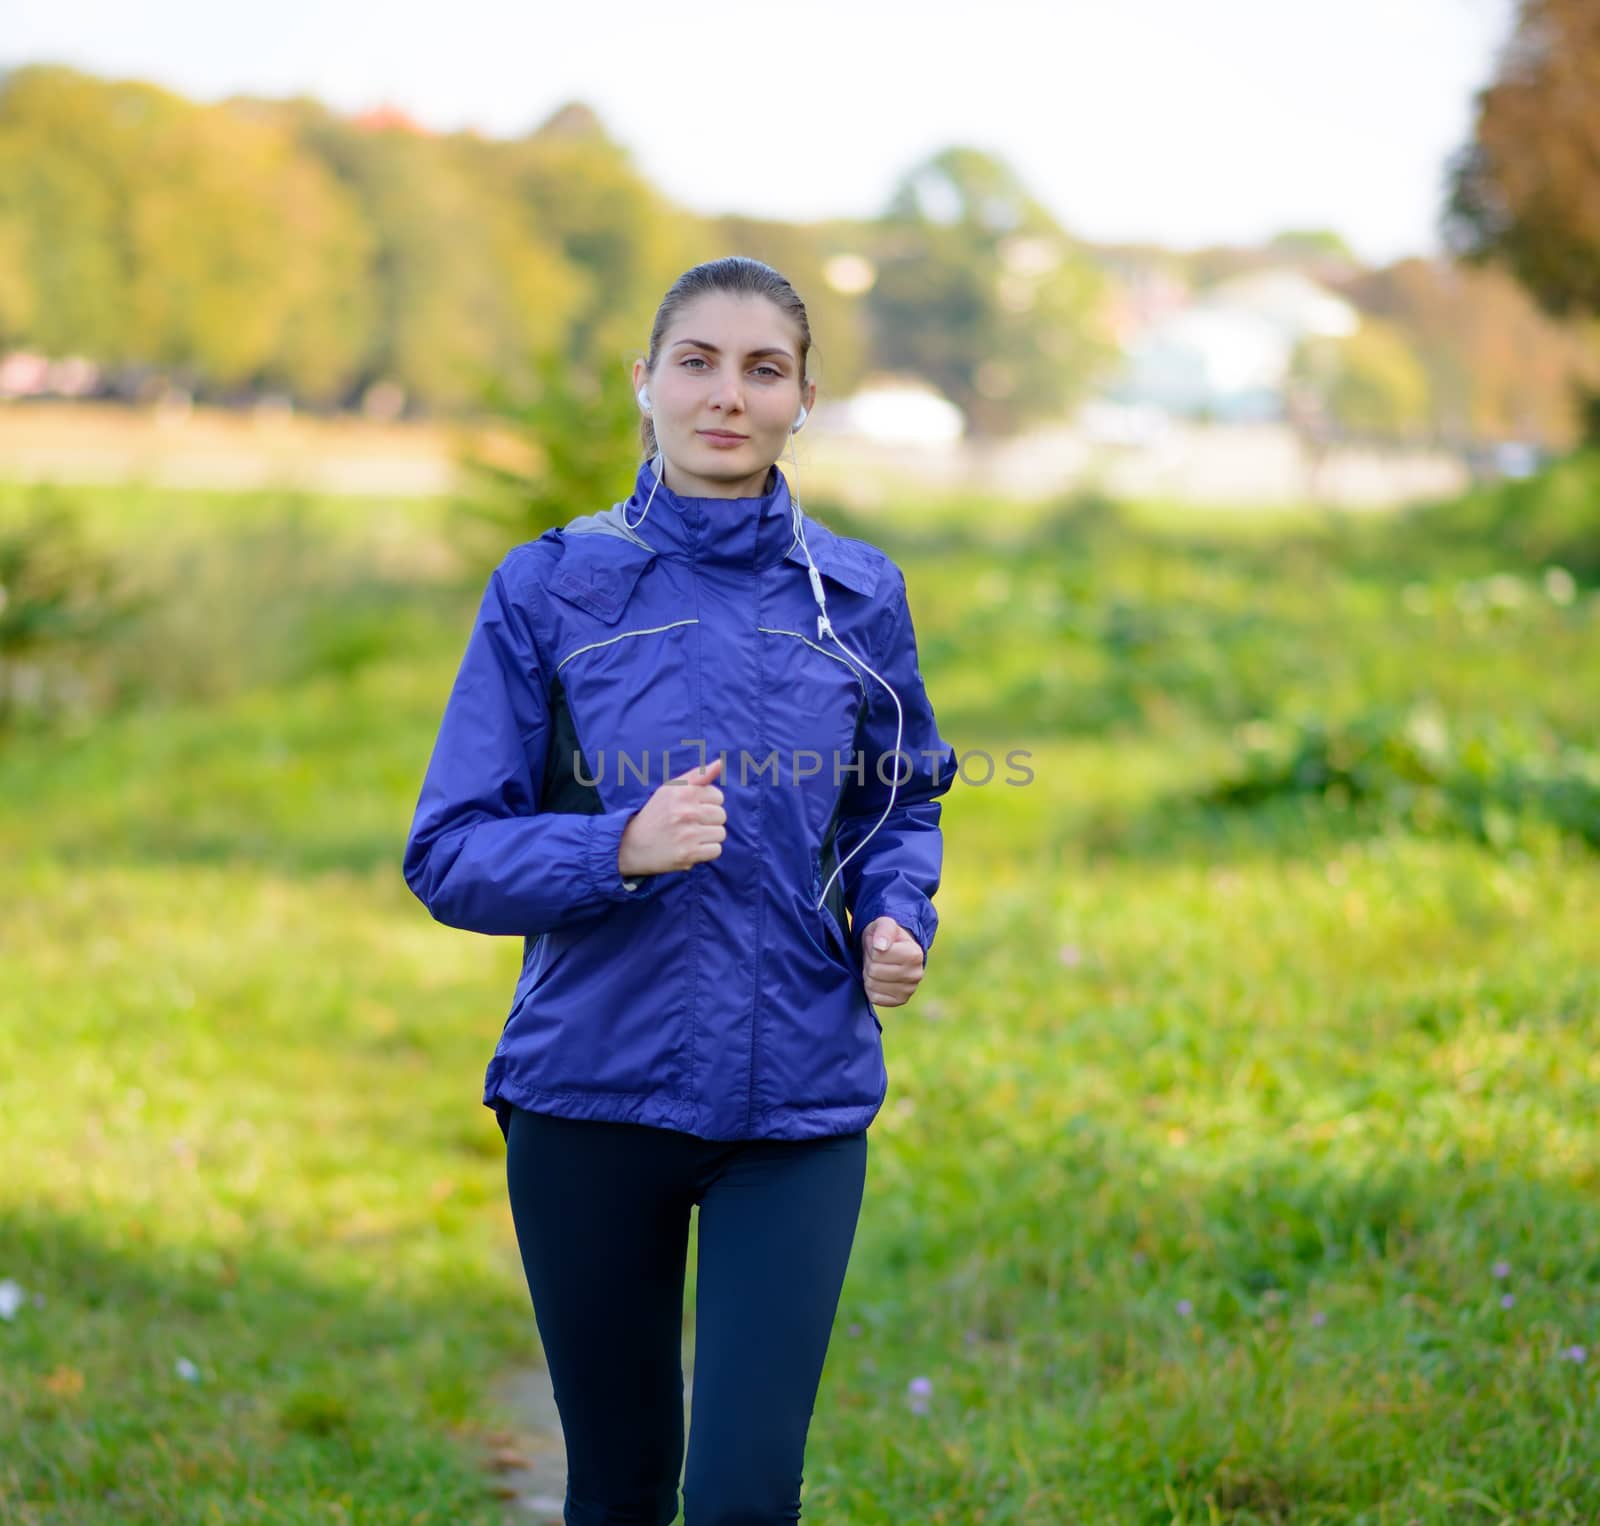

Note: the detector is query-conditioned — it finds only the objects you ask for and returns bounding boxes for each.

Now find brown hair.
[638,256,812,459]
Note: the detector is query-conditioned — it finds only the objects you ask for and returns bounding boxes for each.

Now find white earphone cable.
[781,429,905,914]
[623,447,664,531]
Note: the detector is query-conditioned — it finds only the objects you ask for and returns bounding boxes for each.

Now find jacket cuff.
[586,809,669,903]
[854,902,934,966]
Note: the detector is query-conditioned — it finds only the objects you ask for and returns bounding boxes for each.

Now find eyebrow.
[669,339,794,361]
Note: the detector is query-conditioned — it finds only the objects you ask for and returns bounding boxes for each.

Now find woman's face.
[633,291,815,499]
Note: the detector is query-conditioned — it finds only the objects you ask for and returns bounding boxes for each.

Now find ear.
[631,358,648,397]
[803,376,817,413]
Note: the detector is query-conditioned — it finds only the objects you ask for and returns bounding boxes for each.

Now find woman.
[403,256,957,1524]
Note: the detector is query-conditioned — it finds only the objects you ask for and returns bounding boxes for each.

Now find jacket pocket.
[816,894,852,969]
[812,893,883,1034]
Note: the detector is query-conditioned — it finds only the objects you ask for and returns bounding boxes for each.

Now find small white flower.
[174,1357,202,1383]
[1543,567,1576,606]
[1484,573,1526,609]
[0,1280,25,1321]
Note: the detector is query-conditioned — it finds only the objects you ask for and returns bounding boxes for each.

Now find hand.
[859,916,924,1008]
[618,756,727,876]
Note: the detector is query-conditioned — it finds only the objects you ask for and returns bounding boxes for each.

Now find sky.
[5,0,1518,267]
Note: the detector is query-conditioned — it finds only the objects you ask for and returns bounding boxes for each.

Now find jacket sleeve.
[402,555,670,936]
[832,562,958,966]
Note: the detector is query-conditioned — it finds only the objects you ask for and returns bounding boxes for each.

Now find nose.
[708,371,745,413]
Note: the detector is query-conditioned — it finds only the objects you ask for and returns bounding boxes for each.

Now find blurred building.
[1091,250,1192,348]
[1101,267,1359,422]
[813,373,965,446]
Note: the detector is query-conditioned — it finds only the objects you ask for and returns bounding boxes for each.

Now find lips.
[698,430,747,441]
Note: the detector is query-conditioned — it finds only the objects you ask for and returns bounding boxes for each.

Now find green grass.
[2,463,1597,1522]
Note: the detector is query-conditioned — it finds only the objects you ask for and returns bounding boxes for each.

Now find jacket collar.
[623,455,795,573]
[615,456,882,597]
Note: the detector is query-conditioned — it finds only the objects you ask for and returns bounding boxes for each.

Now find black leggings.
[504,1105,869,1525]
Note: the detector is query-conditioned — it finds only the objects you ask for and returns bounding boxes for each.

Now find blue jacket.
[403,458,957,1142]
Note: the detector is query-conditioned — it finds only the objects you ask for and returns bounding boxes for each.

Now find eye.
[681,356,709,370]
[753,365,783,379]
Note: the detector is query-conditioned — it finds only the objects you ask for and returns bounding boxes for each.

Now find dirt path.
[484,1351,696,1523]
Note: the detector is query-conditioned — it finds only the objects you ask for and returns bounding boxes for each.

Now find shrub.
[0,488,146,738]
[1387,447,1600,583]
[1202,702,1600,852]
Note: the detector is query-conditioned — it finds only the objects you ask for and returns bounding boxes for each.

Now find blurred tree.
[0,138,120,355]
[441,102,705,566]
[290,104,581,413]
[0,209,30,340]
[502,103,701,376]
[1289,318,1431,445]
[128,99,375,399]
[450,344,643,578]
[1337,257,1600,449]
[1265,228,1363,290]
[1445,0,1600,319]
[1182,241,1304,291]
[1269,229,1359,265]
[0,68,377,403]
[866,146,1112,436]
[0,67,160,360]
[214,96,379,404]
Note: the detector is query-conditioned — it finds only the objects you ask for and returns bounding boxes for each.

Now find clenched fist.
[618,756,727,877]
[859,916,924,1008]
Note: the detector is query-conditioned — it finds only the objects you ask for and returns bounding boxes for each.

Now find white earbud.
[792,402,808,432]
